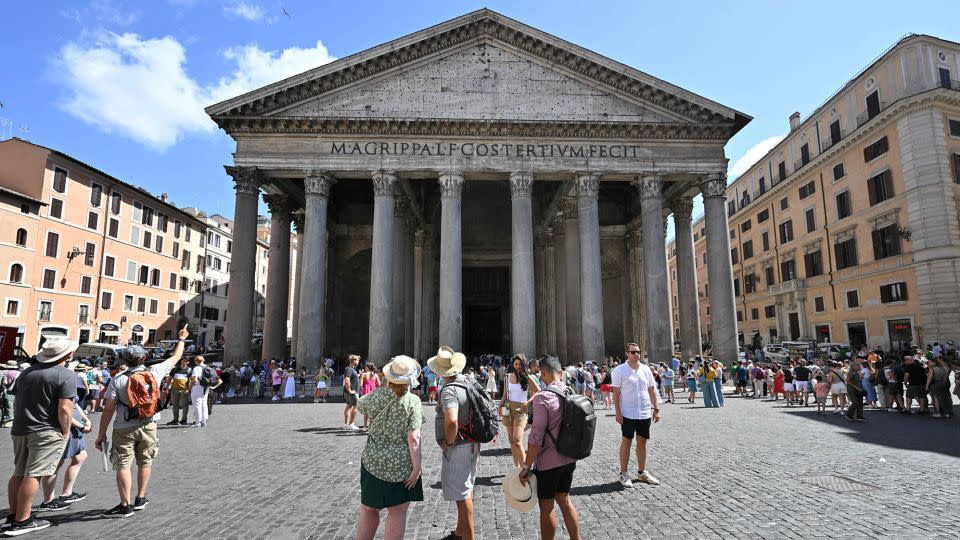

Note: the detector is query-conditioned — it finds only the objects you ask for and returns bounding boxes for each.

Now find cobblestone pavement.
[2,388,958,539]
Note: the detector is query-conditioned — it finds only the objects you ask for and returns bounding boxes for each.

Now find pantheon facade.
[206,9,750,369]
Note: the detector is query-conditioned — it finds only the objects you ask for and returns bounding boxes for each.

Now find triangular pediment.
[206,9,750,135]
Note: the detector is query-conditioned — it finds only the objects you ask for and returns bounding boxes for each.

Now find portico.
[207,9,749,370]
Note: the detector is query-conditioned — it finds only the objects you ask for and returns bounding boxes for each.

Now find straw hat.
[35,338,78,364]
[73,363,90,372]
[1,360,19,369]
[427,346,466,377]
[382,355,421,388]
[502,468,538,513]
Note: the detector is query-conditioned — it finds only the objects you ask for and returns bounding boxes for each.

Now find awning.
[40,328,68,336]
[100,331,120,337]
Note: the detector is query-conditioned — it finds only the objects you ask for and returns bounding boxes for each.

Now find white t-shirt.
[190,365,205,397]
[612,362,657,420]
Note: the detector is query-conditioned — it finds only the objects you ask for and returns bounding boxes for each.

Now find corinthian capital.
[262,193,293,218]
[292,211,305,233]
[509,172,534,198]
[225,166,265,196]
[575,172,601,199]
[633,174,662,201]
[304,170,335,198]
[559,196,578,221]
[699,172,727,199]
[670,197,695,220]
[371,170,397,197]
[438,172,464,199]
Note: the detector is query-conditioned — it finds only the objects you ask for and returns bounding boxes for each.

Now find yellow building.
[669,33,960,353]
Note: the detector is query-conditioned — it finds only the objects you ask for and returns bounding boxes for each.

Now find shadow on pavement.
[294,426,368,437]
[42,508,115,525]
[782,405,960,458]
[570,482,623,495]
[480,447,511,457]
[474,475,504,487]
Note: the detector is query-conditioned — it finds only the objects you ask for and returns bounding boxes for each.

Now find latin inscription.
[329,141,643,159]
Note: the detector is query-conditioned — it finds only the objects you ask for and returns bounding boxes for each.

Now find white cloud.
[224,1,266,22]
[57,33,336,151]
[728,135,785,180]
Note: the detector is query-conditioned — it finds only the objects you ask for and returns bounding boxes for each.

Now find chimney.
[161,193,169,202]
[789,112,801,131]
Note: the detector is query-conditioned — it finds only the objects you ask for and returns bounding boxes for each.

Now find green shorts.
[13,430,67,477]
[360,463,423,509]
[111,423,159,470]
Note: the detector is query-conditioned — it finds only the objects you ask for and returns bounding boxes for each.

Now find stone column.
[422,230,436,353]
[296,171,334,372]
[510,172,536,358]
[671,197,702,362]
[290,214,304,359]
[223,166,263,367]
[414,230,425,359]
[404,223,416,354]
[577,172,605,363]
[637,175,671,365]
[797,296,809,339]
[544,232,557,355]
[261,194,292,362]
[562,197,582,364]
[626,227,646,350]
[391,195,409,354]
[701,173,739,364]
[368,170,396,365]
[552,218,567,360]
[438,173,464,350]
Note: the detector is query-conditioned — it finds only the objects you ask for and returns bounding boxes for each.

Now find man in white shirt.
[612,342,661,488]
[188,356,209,427]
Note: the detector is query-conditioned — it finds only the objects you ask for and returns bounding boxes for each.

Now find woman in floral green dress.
[356,355,424,540]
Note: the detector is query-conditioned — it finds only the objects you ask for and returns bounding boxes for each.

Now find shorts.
[535,462,576,500]
[429,386,438,394]
[620,417,652,440]
[502,401,528,429]
[905,386,926,400]
[830,383,846,394]
[344,392,358,406]
[273,384,281,392]
[600,384,612,393]
[441,442,479,501]
[12,430,67,477]
[63,432,86,459]
[784,382,794,392]
[110,422,159,470]
[815,397,827,405]
[795,380,809,391]
[686,379,698,392]
[316,381,327,389]
[360,463,423,509]
[886,382,903,395]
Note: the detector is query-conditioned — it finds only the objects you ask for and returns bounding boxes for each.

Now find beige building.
[669,33,960,353]
[0,138,209,350]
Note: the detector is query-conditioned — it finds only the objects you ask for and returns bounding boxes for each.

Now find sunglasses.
[627,351,641,355]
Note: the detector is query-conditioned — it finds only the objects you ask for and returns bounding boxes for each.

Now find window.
[778,220,794,243]
[84,242,95,266]
[730,247,739,264]
[954,153,960,184]
[52,168,67,193]
[174,220,182,239]
[734,278,741,296]
[836,191,852,220]
[179,276,188,291]
[764,305,776,318]
[142,206,154,226]
[829,120,841,145]
[80,275,92,295]
[761,231,770,252]
[780,197,789,210]
[835,238,859,269]
[6,300,19,316]
[45,231,59,258]
[757,209,769,223]
[185,225,192,242]
[833,163,845,181]
[880,282,908,303]
[42,269,56,289]
[15,228,26,246]
[123,295,134,312]
[169,272,177,289]
[137,297,146,313]
[745,273,757,294]
[727,200,736,217]
[729,229,735,240]
[736,311,743,322]
[866,90,880,119]
[778,161,787,181]
[743,240,753,259]
[126,261,137,282]
[751,308,759,320]
[764,266,775,286]
[104,218,117,238]
[149,299,158,315]
[138,265,148,285]
[863,136,889,162]
[110,192,121,215]
[805,208,816,233]
[49,198,63,219]
[132,202,143,222]
[741,220,752,232]
[780,259,797,281]
[158,213,168,232]
[150,268,160,287]
[212,257,223,271]
[800,143,810,166]
[87,211,98,230]
[104,256,115,277]
[950,119,960,137]
[167,302,175,316]
[804,250,823,277]
[155,236,163,254]
[758,177,766,194]
[9,264,23,283]
[814,296,825,312]
[143,230,152,249]
[799,181,816,199]
[172,241,180,259]
[90,183,103,207]
[182,250,190,270]
[872,224,902,260]
[130,225,140,245]
[867,170,894,205]
[846,290,859,308]
[39,301,52,321]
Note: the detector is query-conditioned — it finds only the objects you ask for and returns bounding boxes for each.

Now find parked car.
[74,343,128,366]
[763,345,789,363]
[816,343,851,361]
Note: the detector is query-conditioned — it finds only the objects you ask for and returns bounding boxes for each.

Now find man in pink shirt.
[519,356,581,540]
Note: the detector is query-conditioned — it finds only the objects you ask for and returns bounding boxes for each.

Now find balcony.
[820,129,847,152]
[769,279,806,294]
[856,102,887,127]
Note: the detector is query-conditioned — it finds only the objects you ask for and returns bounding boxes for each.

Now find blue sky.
[1,0,957,228]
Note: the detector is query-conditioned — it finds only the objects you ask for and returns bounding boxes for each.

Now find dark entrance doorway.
[847,322,867,350]
[788,313,800,340]
[462,267,509,354]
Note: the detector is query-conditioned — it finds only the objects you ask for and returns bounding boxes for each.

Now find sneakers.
[132,497,148,511]
[35,499,71,512]
[345,424,359,430]
[271,396,280,401]
[931,413,943,418]
[191,423,202,428]
[200,422,207,427]
[164,420,179,426]
[637,470,661,485]
[618,473,634,488]
[178,420,187,425]
[101,504,134,518]
[58,492,87,504]
[2,517,51,537]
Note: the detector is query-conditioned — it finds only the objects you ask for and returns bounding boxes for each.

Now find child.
[39,397,92,509]
[814,375,830,415]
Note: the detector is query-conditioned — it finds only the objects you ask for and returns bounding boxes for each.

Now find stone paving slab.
[1,391,957,539]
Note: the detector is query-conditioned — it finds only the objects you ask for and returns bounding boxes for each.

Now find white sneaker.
[637,470,661,485]
[887,408,896,412]
[191,423,202,428]
[347,424,360,430]
[619,473,634,488]
[931,413,942,418]
[271,396,280,401]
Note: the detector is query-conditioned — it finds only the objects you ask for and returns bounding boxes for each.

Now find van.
[74,343,127,365]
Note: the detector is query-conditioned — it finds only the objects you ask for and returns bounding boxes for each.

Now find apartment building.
[669,34,960,352]
[0,138,208,350]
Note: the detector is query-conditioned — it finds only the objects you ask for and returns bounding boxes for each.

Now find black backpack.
[544,388,596,460]
[200,366,219,388]
[447,380,499,444]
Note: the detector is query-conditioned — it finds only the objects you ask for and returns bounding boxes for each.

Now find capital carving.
[292,211,305,232]
[262,194,293,219]
[370,170,397,197]
[671,197,695,220]
[575,172,601,199]
[633,175,663,201]
[559,196,579,221]
[225,166,265,196]
[438,173,464,199]
[509,172,534,198]
[304,170,335,197]
[699,173,727,199]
